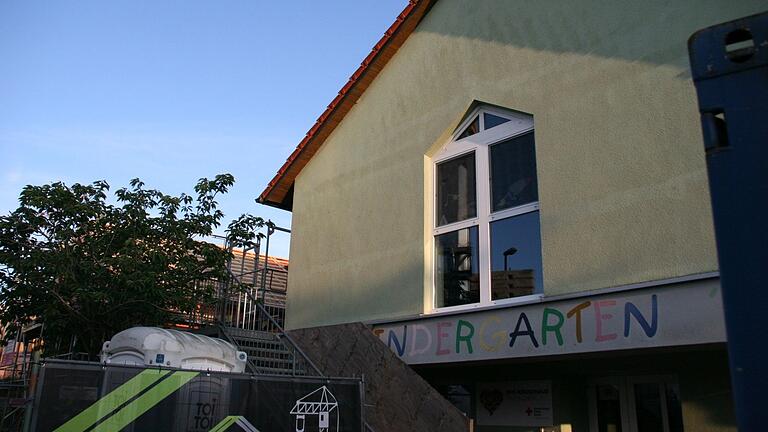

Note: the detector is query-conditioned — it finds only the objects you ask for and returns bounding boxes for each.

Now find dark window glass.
[435,226,480,307]
[633,383,663,432]
[436,153,476,226]
[490,211,543,300]
[664,383,684,432]
[483,112,510,129]
[489,132,538,212]
[434,384,473,417]
[596,384,623,432]
[457,116,480,139]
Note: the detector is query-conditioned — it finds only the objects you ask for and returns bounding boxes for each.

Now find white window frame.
[431,106,542,314]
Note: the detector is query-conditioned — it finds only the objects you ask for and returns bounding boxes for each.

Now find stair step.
[251,358,295,368]
[249,357,294,366]
[218,324,316,377]
[248,355,293,364]
[252,364,297,373]
[237,346,289,356]
[233,339,286,347]
[247,349,294,359]
[224,328,278,341]
[235,340,290,352]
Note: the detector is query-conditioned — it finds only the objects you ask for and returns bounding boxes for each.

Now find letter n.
[387,326,408,356]
[624,295,658,338]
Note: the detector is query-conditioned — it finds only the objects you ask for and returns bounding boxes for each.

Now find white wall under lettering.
[372,279,725,364]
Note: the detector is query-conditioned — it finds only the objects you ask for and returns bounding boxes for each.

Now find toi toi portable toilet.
[100,327,248,432]
[100,327,247,372]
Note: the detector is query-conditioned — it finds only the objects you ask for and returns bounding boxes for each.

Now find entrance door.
[588,376,683,432]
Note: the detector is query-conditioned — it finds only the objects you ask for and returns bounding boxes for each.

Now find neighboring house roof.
[257,0,438,210]
[228,249,289,306]
[229,249,289,293]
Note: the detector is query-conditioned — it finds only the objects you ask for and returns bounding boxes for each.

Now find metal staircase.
[207,223,375,428]
[216,301,321,377]
[196,222,322,377]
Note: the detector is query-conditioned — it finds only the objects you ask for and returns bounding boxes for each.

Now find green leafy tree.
[0,174,263,356]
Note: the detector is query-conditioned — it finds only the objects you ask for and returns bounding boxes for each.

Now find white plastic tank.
[100,327,247,373]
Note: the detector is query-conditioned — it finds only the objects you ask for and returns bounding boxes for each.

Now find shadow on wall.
[684,394,737,430]
[678,350,737,430]
[286,0,768,330]
[417,0,765,71]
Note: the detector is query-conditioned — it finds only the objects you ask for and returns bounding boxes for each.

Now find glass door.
[588,377,630,432]
[588,376,683,432]
[626,376,684,432]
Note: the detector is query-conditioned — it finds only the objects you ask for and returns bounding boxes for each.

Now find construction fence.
[30,360,364,432]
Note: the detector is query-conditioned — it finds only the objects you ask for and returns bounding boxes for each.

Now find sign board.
[477,381,552,426]
[373,278,725,364]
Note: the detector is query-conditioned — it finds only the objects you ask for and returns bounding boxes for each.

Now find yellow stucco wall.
[286,0,765,330]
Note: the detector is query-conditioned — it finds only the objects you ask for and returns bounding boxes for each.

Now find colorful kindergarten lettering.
[377,294,659,359]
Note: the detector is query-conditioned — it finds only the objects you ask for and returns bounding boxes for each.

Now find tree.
[0,174,263,356]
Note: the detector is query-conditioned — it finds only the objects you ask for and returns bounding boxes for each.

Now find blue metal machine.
[689,11,768,429]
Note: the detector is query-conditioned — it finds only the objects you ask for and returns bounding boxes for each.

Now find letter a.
[509,313,539,348]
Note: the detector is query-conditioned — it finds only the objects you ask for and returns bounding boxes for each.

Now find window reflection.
[634,383,663,432]
[597,384,623,432]
[435,226,480,307]
[489,132,538,212]
[490,212,543,300]
[437,153,477,226]
[457,115,480,139]
[484,112,511,130]
[434,384,473,417]
[664,383,684,432]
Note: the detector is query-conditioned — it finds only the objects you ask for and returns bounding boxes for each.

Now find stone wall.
[288,322,471,432]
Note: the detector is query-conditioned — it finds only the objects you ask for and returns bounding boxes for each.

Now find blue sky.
[0,0,408,258]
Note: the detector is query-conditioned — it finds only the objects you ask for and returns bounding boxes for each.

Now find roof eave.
[257,0,436,211]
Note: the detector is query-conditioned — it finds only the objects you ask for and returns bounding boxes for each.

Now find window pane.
[435,226,480,308]
[457,115,480,139]
[596,384,623,432]
[483,112,510,130]
[489,132,538,212]
[490,211,543,300]
[633,383,663,432]
[436,152,477,226]
[434,384,473,417]
[664,383,684,432]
